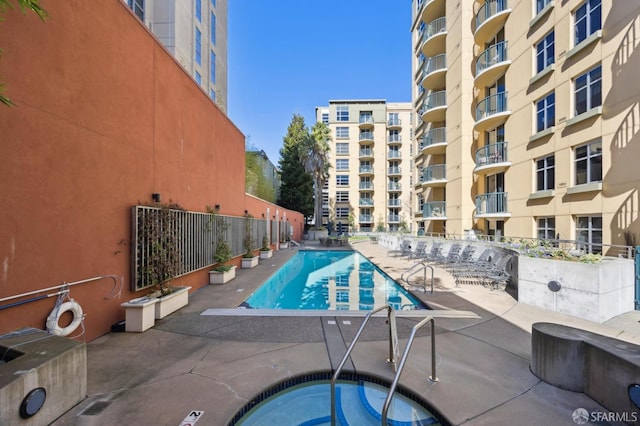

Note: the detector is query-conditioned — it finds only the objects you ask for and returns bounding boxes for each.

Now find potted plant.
[209,209,236,284]
[279,227,290,249]
[259,234,273,259]
[241,214,259,268]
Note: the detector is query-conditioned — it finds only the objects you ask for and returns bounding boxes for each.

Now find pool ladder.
[330,305,438,426]
[401,262,434,294]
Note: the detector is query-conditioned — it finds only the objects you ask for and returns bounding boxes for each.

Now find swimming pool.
[242,250,426,310]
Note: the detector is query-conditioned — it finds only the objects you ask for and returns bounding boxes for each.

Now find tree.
[300,121,332,229]
[0,0,49,106]
[245,151,276,203]
[277,115,313,219]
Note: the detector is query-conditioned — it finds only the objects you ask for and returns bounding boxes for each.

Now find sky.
[227,1,413,165]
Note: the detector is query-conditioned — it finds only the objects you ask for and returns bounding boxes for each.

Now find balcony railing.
[388,215,400,223]
[359,214,373,223]
[388,167,402,175]
[387,134,402,143]
[476,0,508,30]
[475,142,508,166]
[388,151,401,159]
[475,192,509,215]
[419,127,446,150]
[359,198,374,206]
[359,116,374,126]
[359,131,374,141]
[387,117,402,127]
[359,182,374,190]
[421,91,447,115]
[421,164,446,182]
[476,91,508,121]
[388,182,402,191]
[425,54,447,77]
[476,41,508,75]
[388,199,401,207]
[422,201,446,218]
[359,148,374,157]
[359,165,374,174]
[425,17,446,42]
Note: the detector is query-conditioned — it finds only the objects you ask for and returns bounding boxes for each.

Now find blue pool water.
[234,380,440,425]
[243,250,426,310]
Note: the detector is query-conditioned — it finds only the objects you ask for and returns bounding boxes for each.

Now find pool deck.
[51,240,640,426]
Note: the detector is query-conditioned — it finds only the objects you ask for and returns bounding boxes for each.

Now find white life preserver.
[46,300,84,336]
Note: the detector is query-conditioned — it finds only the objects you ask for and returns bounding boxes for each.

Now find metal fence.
[131,206,269,291]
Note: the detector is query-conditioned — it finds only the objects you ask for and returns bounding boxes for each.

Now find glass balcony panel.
[422,164,446,183]
[475,91,508,121]
[422,201,446,218]
[475,141,508,166]
[475,0,509,32]
[476,41,508,75]
[388,167,402,175]
[475,192,509,215]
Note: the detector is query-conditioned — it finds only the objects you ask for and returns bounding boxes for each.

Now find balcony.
[387,134,402,145]
[359,198,374,207]
[388,166,402,176]
[418,0,445,25]
[388,215,400,223]
[359,131,375,143]
[359,148,374,159]
[388,182,402,192]
[475,91,510,132]
[388,199,401,207]
[474,0,511,44]
[359,116,374,130]
[475,192,510,218]
[387,150,402,160]
[387,117,402,129]
[475,41,510,88]
[474,142,511,175]
[421,164,447,186]
[359,214,374,224]
[418,127,447,155]
[422,54,447,90]
[421,17,447,57]
[359,182,374,191]
[420,90,447,123]
[359,165,374,175]
[422,201,446,220]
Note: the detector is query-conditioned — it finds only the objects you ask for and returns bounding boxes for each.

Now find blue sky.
[227,1,412,165]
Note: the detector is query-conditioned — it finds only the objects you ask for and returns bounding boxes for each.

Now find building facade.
[125,0,228,112]
[411,0,640,252]
[317,100,414,233]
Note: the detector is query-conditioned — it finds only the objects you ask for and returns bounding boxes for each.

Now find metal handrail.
[330,305,394,426]
[401,262,434,294]
[381,316,438,425]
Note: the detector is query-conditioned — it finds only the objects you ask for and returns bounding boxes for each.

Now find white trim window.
[537,217,555,240]
[574,0,601,45]
[575,215,602,254]
[335,159,349,171]
[536,0,552,14]
[336,127,349,139]
[536,154,555,191]
[336,175,349,186]
[574,64,601,116]
[336,106,349,122]
[335,207,350,218]
[536,92,555,132]
[535,31,554,74]
[336,191,349,203]
[335,143,349,155]
[575,140,602,185]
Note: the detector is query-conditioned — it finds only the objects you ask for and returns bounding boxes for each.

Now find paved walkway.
[51,241,640,426]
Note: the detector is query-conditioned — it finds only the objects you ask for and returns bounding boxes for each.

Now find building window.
[336,127,349,139]
[574,65,601,116]
[575,215,602,254]
[359,111,373,124]
[336,159,349,171]
[336,192,349,203]
[336,175,349,186]
[195,0,202,22]
[210,51,216,83]
[321,112,329,124]
[211,0,216,7]
[575,0,601,45]
[128,0,144,20]
[209,88,216,101]
[537,217,555,240]
[336,207,350,218]
[210,11,216,45]
[536,155,555,191]
[335,143,349,155]
[195,27,202,65]
[535,31,554,73]
[575,140,602,185]
[536,92,555,132]
[536,0,552,14]
[336,106,349,122]
[195,71,201,85]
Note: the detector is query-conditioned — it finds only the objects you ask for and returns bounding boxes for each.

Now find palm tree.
[300,122,332,229]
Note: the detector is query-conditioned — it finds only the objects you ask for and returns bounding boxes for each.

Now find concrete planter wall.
[306,229,328,241]
[155,286,191,319]
[279,242,289,249]
[517,256,635,323]
[209,266,236,284]
[121,297,158,332]
[241,256,259,269]
[259,249,273,259]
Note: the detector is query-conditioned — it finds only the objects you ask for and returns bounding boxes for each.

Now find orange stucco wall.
[0,1,302,340]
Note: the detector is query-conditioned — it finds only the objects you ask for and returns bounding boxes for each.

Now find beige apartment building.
[316,101,414,233]
[411,0,640,253]
[124,0,228,111]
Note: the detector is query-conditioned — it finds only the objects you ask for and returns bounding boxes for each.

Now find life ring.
[46,300,84,336]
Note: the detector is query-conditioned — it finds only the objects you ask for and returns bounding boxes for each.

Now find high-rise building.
[411,0,640,252]
[317,100,414,233]
[124,0,228,112]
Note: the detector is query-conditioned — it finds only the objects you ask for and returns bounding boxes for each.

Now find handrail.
[330,305,394,426]
[381,316,438,425]
[0,275,123,304]
[401,262,434,294]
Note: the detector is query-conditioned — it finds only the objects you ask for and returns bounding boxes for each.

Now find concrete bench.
[531,322,640,416]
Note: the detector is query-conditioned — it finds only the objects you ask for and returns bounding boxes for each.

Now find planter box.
[155,286,191,319]
[279,242,289,249]
[121,297,158,332]
[260,249,273,259]
[209,266,236,284]
[241,256,259,269]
